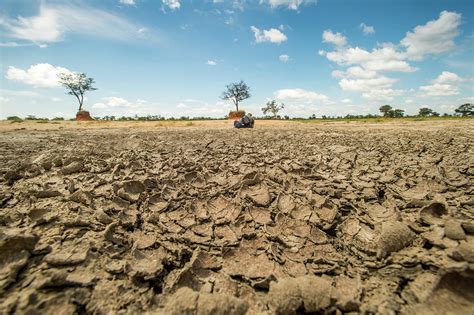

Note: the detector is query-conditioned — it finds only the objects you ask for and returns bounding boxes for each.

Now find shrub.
[7,116,22,121]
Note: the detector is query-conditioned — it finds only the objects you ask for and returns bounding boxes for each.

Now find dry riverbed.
[0,120,473,314]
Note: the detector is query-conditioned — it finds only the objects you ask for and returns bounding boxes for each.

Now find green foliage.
[25,115,49,120]
[52,117,65,121]
[261,100,284,118]
[221,80,251,111]
[418,107,433,117]
[454,103,473,117]
[7,116,22,121]
[390,109,405,118]
[58,72,97,112]
[379,105,393,117]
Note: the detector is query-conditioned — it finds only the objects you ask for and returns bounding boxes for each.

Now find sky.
[0,0,473,119]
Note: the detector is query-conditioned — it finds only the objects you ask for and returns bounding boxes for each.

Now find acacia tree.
[379,105,392,117]
[221,80,251,112]
[418,107,433,117]
[58,72,97,112]
[262,100,284,118]
[390,109,405,118]
[454,103,473,117]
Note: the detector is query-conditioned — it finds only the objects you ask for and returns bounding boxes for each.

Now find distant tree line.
[5,103,472,122]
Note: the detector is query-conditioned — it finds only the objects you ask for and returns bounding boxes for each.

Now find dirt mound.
[0,125,473,314]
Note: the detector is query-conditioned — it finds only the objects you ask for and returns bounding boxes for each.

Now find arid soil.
[0,120,473,314]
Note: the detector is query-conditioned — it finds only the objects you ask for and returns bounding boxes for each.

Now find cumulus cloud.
[321,46,416,73]
[274,88,329,103]
[5,63,71,88]
[92,97,154,116]
[119,0,136,5]
[0,96,10,104]
[359,23,375,35]
[322,30,347,47]
[251,26,287,44]
[279,54,289,62]
[162,0,181,10]
[319,11,463,102]
[163,99,233,118]
[266,0,317,10]
[419,71,462,97]
[401,11,461,60]
[207,60,217,66]
[0,3,145,45]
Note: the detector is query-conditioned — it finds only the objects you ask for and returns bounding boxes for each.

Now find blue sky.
[1,0,473,118]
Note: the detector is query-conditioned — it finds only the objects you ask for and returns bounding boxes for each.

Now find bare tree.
[58,72,97,112]
[221,80,251,112]
[262,100,284,118]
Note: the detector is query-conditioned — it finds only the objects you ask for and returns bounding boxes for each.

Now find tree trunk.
[235,101,239,112]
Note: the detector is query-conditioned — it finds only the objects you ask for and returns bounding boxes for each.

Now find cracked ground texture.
[0,121,473,314]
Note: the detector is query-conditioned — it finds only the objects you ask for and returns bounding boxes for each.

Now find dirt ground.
[0,119,473,314]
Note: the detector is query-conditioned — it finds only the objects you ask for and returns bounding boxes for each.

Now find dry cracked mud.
[0,121,473,314]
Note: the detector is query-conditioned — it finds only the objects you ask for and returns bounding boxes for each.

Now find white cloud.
[419,84,459,97]
[5,63,71,88]
[361,89,404,101]
[401,11,462,60]
[162,0,181,10]
[322,29,347,47]
[207,60,217,66]
[119,0,136,5]
[0,96,10,104]
[251,26,287,44]
[266,0,317,10]
[339,76,397,92]
[0,4,145,45]
[419,71,462,97]
[279,54,289,62]
[274,88,329,103]
[341,98,352,103]
[92,97,155,116]
[51,97,61,102]
[359,23,375,35]
[322,46,416,73]
[0,42,24,47]
[162,99,232,118]
[432,71,462,84]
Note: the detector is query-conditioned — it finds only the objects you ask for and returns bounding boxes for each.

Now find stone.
[444,220,466,240]
[377,221,415,258]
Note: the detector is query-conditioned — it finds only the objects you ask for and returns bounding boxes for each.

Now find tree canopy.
[58,72,97,112]
[454,103,473,117]
[261,100,284,118]
[221,80,251,112]
[379,105,392,117]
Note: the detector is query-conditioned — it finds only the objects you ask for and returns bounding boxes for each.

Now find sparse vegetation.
[418,107,440,117]
[58,72,97,112]
[7,116,23,121]
[221,80,251,112]
[261,100,284,119]
[454,103,473,117]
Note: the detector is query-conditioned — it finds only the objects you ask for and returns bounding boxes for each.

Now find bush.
[52,117,65,121]
[7,116,22,121]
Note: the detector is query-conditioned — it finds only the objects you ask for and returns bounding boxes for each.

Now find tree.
[261,100,284,118]
[58,72,97,112]
[454,103,473,117]
[390,109,405,118]
[221,80,251,112]
[379,105,392,117]
[418,107,433,117]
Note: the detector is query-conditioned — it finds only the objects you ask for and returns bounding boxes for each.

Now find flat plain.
[1,119,473,314]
